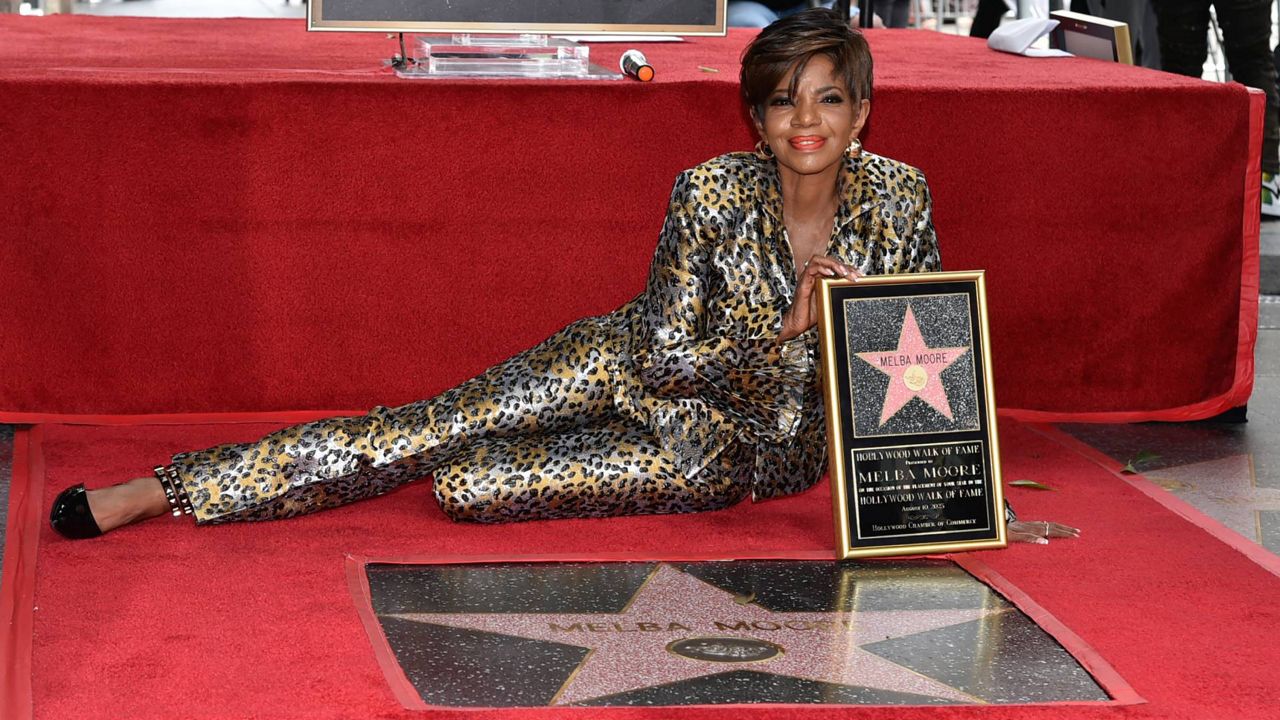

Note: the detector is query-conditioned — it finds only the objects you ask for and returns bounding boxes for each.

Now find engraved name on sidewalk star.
[855,305,970,425]
[388,564,998,705]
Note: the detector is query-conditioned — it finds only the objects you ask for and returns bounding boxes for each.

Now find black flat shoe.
[50,484,103,539]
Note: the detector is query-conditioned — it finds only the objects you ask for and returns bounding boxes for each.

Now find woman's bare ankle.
[86,477,171,533]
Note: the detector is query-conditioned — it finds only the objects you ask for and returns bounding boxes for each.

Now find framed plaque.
[309,0,726,36]
[1048,10,1134,65]
[817,271,1006,559]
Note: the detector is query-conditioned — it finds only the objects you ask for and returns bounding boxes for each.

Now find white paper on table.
[987,18,1072,58]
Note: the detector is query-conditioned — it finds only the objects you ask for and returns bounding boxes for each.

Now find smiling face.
[753,54,870,182]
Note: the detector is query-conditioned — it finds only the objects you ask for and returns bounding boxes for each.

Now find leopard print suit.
[165,151,940,524]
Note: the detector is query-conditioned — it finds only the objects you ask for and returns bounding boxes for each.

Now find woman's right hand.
[778,255,861,344]
[1007,520,1081,544]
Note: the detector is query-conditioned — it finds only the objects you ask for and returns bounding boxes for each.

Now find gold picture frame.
[309,0,727,36]
[1048,10,1134,65]
[817,271,1007,559]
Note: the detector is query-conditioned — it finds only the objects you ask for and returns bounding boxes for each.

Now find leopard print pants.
[166,312,753,525]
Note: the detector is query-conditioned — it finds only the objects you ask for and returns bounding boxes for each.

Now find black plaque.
[310,0,726,36]
[817,272,1006,558]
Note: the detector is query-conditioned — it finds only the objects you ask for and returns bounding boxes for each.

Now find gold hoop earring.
[847,137,863,157]
[755,139,775,159]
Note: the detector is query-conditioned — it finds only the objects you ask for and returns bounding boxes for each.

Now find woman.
[50,9,1076,545]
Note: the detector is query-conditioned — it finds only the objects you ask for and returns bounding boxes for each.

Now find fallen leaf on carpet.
[1009,479,1055,491]
[1121,449,1161,474]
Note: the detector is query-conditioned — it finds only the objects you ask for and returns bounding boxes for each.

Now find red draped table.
[0,17,1261,421]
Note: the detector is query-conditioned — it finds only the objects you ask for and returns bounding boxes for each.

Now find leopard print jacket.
[616,149,940,501]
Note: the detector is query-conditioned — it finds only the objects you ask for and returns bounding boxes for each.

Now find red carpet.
[3,417,1279,719]
[0,17,1260,420]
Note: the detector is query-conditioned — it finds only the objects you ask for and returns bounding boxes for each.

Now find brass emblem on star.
[903,365,928,391]
[666,637,784,664]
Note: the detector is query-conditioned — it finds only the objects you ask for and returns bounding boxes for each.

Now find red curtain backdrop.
[0,17,1260,420]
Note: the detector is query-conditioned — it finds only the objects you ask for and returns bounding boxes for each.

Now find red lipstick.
[788,136,826,151]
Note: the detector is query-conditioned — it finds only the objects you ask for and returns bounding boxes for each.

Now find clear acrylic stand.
[395,34,622,80]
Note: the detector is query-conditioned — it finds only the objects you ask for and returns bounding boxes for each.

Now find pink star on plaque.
[856,305,969,426]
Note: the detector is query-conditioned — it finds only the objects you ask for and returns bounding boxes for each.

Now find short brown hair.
[739,8,873,120]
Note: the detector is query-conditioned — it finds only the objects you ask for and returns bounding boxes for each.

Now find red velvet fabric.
[0,17,1259,419]
[10,418,1279,718]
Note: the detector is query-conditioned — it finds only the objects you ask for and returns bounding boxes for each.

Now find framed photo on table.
[1048,10,1134,65]
[309,0,727,35]
[817,271,1007,559]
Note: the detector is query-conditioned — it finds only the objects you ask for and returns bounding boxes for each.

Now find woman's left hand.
[778,255,861,343]
[1007,520,1080,545]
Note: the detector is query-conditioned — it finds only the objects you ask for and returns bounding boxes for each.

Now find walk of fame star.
[855,304,970,426]
[389,564,999,706]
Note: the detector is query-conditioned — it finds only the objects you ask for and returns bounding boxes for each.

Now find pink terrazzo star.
[390,564,1000,705]
[855,305,970,425]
